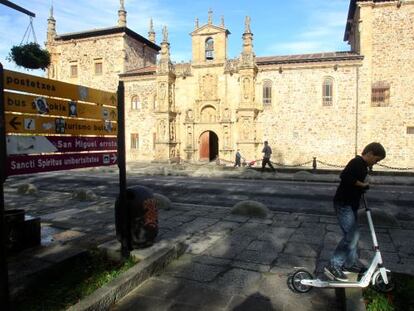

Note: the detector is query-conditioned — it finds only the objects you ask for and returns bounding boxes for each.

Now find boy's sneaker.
[324,265,348,281]
[342,263,367,274]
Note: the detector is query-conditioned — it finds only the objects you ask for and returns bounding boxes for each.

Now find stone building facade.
[46,0,414,168]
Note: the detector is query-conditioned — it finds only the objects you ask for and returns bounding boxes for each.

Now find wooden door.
[199,131,209,160]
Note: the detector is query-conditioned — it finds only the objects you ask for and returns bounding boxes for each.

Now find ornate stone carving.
[241,117,250,140]
[186,126,193,147]
[201,106,217,123]
[158,82,166,101]
[186,109,194,121]
[242,77,250,100]
[168,83,174,109]
[200,74,217,100]
[158,120,166,139]
[169,120,175,141]
[222,108,230,121]
[223,125,230,148]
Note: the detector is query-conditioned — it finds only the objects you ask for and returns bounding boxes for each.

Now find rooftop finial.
[162,25,168,42]
[208,8,213,24]
[47,1,57,42]
[221,15,225,27]
[118,0,127,27]
[148,18,156,43]
[195,17,199,29]
[244,15,251,33]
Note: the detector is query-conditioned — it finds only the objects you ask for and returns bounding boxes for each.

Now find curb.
[67,239,188,311]
[9,245,88,299]
[345,288,367,311]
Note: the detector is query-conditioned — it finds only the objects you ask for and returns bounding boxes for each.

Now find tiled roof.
[121,52,363,77]
[120,66,157,77]
[256,51,363,65]
[55,26,160,51]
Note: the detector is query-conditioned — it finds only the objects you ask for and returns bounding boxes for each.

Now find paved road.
[6,170,414,220]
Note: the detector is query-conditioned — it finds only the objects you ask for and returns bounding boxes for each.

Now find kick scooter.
[288,194,394,293]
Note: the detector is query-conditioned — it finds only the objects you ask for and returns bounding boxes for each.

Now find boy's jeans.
[330,202,360,269]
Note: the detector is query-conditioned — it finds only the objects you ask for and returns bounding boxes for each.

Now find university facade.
[45,0,414,168]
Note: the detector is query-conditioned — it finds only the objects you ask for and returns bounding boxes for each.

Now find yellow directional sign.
[4,91,117,121]
[3,69,117,107]
[5,113,117,136]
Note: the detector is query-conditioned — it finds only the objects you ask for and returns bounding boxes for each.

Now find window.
[70,63,78,78]
[94,61,103,75]
[372,81,390,107]
[322,77,333,106]
[131,133,139,149]
[262,80,272,105]
[407,127,414,135]
[131,96,141,110]
[205,37,214,60]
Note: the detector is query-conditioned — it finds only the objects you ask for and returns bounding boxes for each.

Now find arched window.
[262,80,272,105]
[322,77,333,106]
[131,95,141,110]
[205,37,214,60]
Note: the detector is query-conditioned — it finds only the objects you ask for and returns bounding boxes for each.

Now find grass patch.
[364,273,414,311]
[12,250,137,311]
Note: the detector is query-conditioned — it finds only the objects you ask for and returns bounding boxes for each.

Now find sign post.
[0,64,10,310]
[117,81,130,256]
[0,66,122,306]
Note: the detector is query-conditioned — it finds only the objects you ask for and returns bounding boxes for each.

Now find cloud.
[272,41,329,55]
[265,3,349,55]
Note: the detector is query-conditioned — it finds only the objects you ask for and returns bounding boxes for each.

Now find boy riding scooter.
[324,142,386,281]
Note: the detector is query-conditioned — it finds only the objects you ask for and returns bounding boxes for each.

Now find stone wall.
[124,76,157,161]
[49,34,125,92]
[124,36,157,72]
[124,59,363,166]
[356,1,414,168]
[256,62,360,167]
[48,33,158,93]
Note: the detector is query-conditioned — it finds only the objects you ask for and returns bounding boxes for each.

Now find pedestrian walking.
[234,149,242,167]
[261,141,276,172]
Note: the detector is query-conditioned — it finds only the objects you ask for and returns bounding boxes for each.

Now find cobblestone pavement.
[4,166,414,310]
[111,201,413,311]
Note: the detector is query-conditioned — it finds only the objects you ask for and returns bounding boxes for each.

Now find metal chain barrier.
[316,160,346,169]
[376,163,414,171]
[175,156,413,171]
[270,160,313,167]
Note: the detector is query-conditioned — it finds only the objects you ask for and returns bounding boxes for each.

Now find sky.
[0,0,351,72]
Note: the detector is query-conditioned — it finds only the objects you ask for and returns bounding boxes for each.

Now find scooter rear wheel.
[291,269,313,293]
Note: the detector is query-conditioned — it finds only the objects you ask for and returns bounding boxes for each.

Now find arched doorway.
[199,131,219,161]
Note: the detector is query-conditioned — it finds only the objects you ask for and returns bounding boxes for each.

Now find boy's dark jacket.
[334,155,369,210]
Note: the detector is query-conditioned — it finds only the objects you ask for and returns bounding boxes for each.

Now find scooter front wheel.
[290,269,314,293]
[373,270,395,293]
